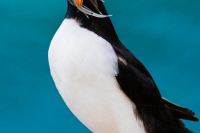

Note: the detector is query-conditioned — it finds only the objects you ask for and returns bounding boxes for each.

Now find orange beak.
[75,0,83,7]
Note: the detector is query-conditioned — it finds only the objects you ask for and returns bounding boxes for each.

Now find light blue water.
[0,0,199,132]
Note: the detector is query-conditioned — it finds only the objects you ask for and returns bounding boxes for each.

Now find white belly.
[48,19,146,133]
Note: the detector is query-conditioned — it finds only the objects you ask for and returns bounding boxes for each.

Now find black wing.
[114,46,164,109]
[163,98,199,122]
[113,45,199,129]
[116,58,164,108]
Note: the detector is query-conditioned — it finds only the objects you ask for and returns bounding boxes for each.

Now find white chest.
[48,19,146,133]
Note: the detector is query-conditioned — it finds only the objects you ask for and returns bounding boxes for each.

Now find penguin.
[48,0,199,133]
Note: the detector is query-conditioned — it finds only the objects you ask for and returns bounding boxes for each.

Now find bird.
[48,0,199,133]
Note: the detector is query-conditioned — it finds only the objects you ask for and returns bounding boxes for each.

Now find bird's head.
[68,0,111,18]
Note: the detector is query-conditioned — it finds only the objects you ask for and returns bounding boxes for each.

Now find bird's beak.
[68,0,111,18]
[75,0,83,7]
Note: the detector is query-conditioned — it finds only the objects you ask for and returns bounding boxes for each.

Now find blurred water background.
[0,0,200,132]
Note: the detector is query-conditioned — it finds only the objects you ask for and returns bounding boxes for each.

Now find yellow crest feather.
[90,0,101,14]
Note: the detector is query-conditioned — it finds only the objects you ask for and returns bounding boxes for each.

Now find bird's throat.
[65,1,120,45]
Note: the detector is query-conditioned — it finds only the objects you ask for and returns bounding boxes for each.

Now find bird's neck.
[65,1,120,44]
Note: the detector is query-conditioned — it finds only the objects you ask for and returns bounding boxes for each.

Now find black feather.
[65,1,199,132]
[163,98,200,122]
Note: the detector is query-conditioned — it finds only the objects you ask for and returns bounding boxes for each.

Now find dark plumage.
[65,0,199,132]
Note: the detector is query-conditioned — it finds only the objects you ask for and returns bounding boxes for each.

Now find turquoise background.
[0,0,199,132]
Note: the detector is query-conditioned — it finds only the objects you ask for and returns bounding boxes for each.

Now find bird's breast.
[48,19,146,133]
[48,19,119,101]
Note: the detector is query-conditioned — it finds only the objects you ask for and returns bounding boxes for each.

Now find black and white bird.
[48,0,199,133]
